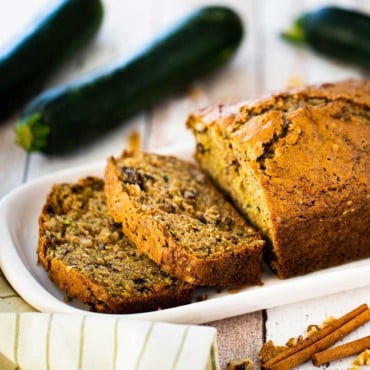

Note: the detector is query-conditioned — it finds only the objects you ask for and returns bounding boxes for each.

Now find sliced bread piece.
[38,176,194,314]
[104,151,265,287]
[187,79,370,278]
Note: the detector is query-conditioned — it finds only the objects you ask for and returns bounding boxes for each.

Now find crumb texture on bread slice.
[38,177,194,314]
[187,79,370,279]
[105,151,265,287]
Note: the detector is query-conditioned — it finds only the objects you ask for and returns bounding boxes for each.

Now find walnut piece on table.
[226,358,254,370]
[352,349,370,367]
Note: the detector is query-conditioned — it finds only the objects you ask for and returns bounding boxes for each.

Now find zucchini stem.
[15,113,50,152]
[280,13,309,44]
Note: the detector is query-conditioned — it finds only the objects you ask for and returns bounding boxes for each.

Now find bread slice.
[38,177,194,313]
[104,151,265,287]
[187,79,370,279]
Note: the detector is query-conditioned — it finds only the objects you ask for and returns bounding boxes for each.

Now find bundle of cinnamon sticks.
[260,303,370,370]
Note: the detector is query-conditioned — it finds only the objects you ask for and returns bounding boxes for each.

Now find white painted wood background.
[0,0,369,369]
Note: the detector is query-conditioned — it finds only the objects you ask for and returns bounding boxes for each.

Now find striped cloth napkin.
[0,272,219,370]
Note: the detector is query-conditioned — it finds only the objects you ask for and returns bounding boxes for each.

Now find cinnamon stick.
[312,335,370,366]
[262,304,369,370]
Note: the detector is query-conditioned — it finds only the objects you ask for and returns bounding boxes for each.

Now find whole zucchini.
[0,0,103,119]
[281,6,370,70]
[15,6,244,154]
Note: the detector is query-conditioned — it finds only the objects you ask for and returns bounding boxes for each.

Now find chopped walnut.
[306,324,320,337]
[227,358,254,370]
[306,315,336,337]
[259,340,287,363]
[319,315,337,328]
[353,349,370,366]
[286,335,304,347]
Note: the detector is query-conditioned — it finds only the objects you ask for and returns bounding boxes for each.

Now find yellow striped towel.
[0,313,219,370]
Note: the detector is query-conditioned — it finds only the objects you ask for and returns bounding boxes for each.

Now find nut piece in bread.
[38,177,194,313]
[105,151,265,287]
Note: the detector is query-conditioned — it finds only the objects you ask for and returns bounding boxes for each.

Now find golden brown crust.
[188,79,370,128]
[38,177,194,313]
[104,152,265,287]
[188,79,370,279]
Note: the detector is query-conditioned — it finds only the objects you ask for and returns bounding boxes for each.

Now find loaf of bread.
[187,79,370,278]
[38,177,194,313]
[105,151,265,287]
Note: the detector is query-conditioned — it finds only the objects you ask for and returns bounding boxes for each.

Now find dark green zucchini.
[15,6,244,154]
[281,6,370,70]
[0,0,103,119]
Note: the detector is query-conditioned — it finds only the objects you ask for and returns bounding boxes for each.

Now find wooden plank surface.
[0,1,369,369]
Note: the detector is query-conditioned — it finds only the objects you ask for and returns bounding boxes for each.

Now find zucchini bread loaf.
[187,79,370,278]
[105,151,265,287]
[38,177,194,313]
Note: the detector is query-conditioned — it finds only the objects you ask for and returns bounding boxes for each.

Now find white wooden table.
[0,1,369,369]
